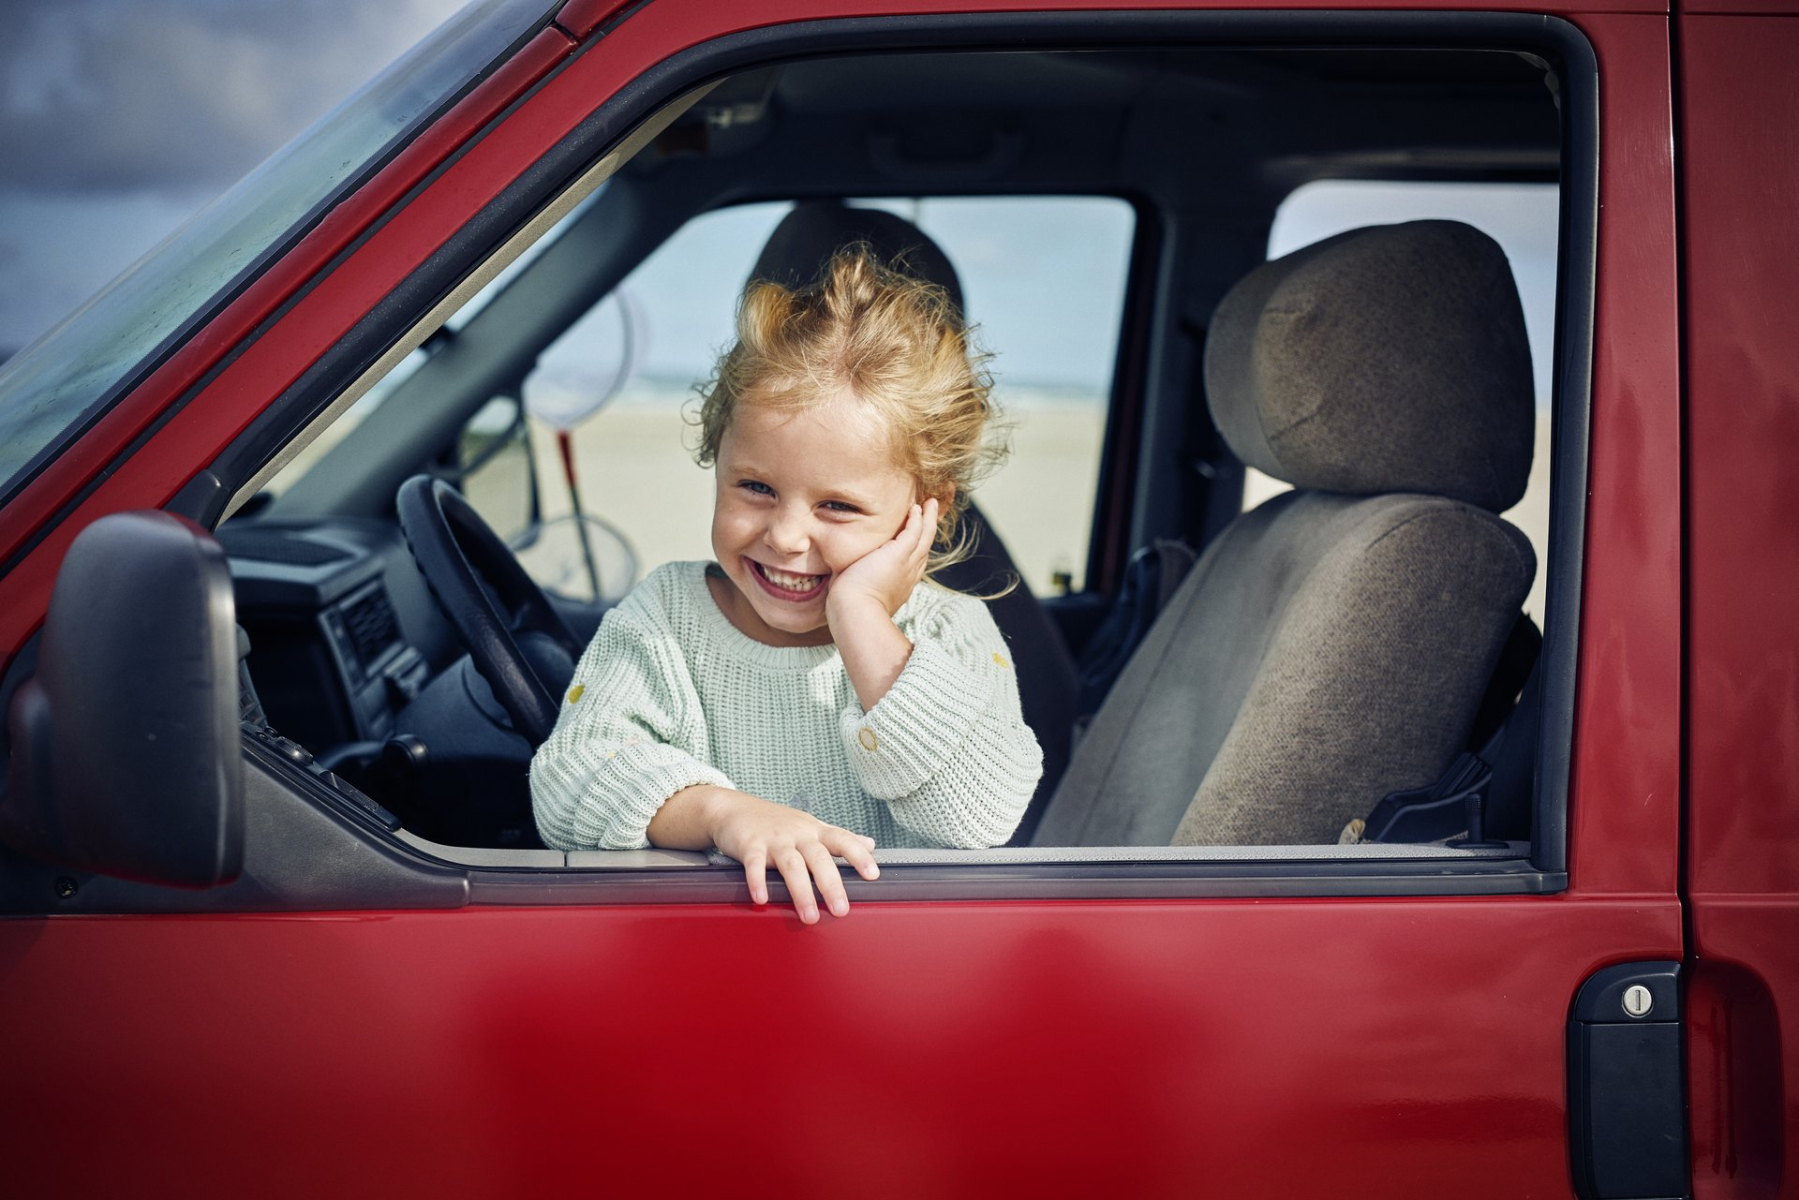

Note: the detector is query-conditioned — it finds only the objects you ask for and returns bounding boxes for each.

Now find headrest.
[1204,220,1534,513]
[750,200,966,320]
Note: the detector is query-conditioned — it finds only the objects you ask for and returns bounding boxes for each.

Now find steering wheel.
[396,475,583,746]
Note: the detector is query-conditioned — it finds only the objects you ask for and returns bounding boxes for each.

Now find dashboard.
[216,513,608,848]
[219,518,452,753]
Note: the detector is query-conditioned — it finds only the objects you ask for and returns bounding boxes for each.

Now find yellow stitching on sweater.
[857,727,878,752]
[992,652,1011,669]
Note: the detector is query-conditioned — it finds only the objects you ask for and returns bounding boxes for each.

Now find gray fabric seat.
[1034,220,1537,846]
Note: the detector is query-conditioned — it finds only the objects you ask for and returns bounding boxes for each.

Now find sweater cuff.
[533,743,732,851]
[838,635,1004,800]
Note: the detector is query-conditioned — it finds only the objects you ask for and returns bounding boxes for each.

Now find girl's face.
[710,389,919,646]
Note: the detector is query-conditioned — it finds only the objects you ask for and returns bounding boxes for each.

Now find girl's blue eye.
[823,500,861,514]
[739,480,773,496]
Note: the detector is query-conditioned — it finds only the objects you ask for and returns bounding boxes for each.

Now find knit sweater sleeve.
[529,595,732,851]
[836,590,1043,848]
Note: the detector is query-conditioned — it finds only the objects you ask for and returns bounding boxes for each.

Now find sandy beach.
[492,399,1554,622]
[481,399,1111,600]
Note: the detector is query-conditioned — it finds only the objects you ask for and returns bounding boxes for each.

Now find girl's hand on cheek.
[829,496,937,622]
[706,789,879,923]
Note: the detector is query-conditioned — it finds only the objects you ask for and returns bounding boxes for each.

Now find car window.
[1259,180,1560,623]
[205,31,1588,887]
[257,186,596,515]
[463,196,1134,600]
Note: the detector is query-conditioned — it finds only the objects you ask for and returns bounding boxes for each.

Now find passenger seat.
[1033,220,1538,846]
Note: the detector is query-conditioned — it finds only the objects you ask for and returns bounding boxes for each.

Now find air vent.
[342,586,400,668]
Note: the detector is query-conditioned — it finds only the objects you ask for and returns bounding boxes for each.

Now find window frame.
[160,9,1596,914]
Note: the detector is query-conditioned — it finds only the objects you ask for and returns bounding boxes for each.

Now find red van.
[0,0,1790,1195]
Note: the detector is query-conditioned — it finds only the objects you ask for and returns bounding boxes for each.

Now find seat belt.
[1468,613,1541,749]
[1073,538,1197,717]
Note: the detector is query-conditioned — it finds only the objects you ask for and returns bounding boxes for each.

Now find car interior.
[211,37,1575,869]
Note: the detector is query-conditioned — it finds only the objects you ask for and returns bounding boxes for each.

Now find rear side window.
[467,196,1134,599]
[855,198,1133,594]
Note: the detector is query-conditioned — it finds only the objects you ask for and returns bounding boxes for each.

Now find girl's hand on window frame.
[664,785,880,923]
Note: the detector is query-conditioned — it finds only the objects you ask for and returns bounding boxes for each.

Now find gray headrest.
[1204,220,1534,513]
[750,200,966,319]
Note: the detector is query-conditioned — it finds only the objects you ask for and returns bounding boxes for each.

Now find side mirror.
[1,511,244,888]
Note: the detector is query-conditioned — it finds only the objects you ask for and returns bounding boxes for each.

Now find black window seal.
[459,857,1565,907]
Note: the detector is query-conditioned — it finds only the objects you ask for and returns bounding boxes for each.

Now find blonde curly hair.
[693,244,1009,580]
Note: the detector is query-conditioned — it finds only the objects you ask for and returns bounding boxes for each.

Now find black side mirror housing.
[1,511,244,888]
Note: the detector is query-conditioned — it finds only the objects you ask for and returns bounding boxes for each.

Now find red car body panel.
[1679,10,1799,1193]
[0,899,1677,1197]
[0,0,1789,1193]
[554,0,641,39]
[1561,11,1683,901]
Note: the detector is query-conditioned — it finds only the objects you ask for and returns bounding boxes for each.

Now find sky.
[0,0,468,359]
[0,0,1559,403]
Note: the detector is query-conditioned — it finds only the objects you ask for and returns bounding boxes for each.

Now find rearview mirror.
[1,511,243,888]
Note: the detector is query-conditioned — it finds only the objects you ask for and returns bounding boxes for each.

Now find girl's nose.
[765,505,811,555]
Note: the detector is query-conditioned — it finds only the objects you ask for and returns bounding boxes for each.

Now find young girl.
[529,247,1043,923]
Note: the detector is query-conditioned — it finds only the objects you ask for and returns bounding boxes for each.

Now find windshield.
[0,0,558,509]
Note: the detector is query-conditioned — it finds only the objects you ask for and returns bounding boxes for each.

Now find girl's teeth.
[762,565,822,591]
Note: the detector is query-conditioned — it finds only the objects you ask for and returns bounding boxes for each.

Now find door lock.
[1567,961,1686,1200]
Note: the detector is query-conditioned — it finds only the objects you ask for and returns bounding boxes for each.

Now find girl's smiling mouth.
[747,558,829,601]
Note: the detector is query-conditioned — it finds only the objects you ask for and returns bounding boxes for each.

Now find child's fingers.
[828,828,881,881]
[802,843,851,918]
[892,500,926,571]
[774,846,819,924]
[743,850,770,907]
[898,502,922,546]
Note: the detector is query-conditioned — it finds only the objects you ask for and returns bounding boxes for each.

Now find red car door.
[0,2,1685,1195]
[1678,1,1799,1190]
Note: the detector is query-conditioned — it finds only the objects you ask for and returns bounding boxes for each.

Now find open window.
[175,13,1596,908]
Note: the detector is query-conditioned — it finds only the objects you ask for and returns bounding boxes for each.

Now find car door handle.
[1567,961,1687,1200]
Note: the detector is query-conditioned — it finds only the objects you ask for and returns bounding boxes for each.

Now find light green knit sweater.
[530,561,1043,851]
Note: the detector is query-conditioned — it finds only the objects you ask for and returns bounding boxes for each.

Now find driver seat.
[1033,220,1537,845]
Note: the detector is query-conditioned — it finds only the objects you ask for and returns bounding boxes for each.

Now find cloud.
[0,0,468,192]
[0,0,472,352]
